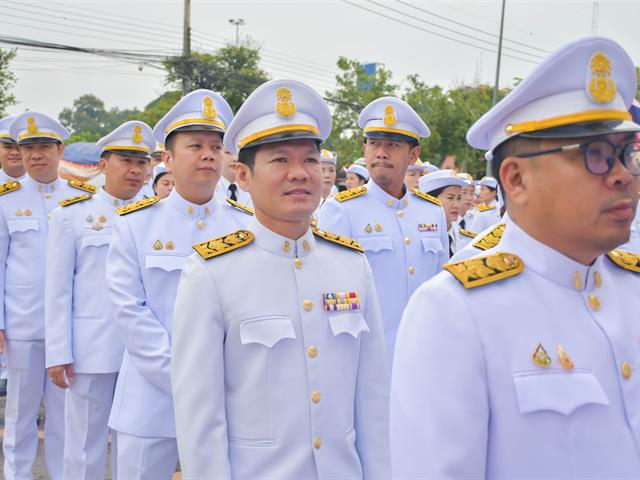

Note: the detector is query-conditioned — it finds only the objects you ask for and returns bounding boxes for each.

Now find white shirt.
[214,175,253,208]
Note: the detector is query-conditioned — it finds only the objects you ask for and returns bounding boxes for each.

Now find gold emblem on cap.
[588,52,616,104]
[383,105,397,126]
[27,116,38,134]
[202,95,217,120]
[275,87,297,118]
[532,343,552,368]
[132,125,143,144]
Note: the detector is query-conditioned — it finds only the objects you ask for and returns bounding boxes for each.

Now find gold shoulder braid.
[116,196,160,216]
[59,194,92,207]
[226,198,254,216]
[606,249,640,273]
[0,180,20,196]
[477,204,497,212]
[444,252,524,289]
[411,188,443,206]
[68,179,97,194]
[312,226,364,252]
[459,228,477,239]
[193,229,254,260]
[472,223,506,251]
[334,186,367,202]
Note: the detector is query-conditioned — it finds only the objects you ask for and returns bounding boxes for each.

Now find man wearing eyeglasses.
[391,37,640,477]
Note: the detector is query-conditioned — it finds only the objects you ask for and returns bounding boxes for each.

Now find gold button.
[588,295,600,312]
[594,271,602,289]
[307,346,318,358]
[408,266,415,274]
[311,391,321,403]
[188,206,194,215]
[45,193,51,199]
[303,300,312,311]
[386,199,393,206]
[396,210,404,217]
[294,258,302,269]
[313,436,322,449]
[404,237,411,245]
[283,241,291,253]
[573,272,582,290]
[197,220,205,230]
[622,361,632,380]
[303,240,311,252]
[403,199,408,207]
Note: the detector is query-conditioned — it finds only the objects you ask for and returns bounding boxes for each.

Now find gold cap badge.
[275,87,296,118]
[132,125,142,144]
[27,116,38,134]
[202,95,217,119]
[588,52,616,104]
[383,105,397,126]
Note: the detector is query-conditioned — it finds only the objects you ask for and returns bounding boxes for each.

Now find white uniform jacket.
[45,188,142,373]
[172,219,391,479]
[0,176,92,340]
[317,179,448,365]
[106,188,251,438]
[391,220,640,478]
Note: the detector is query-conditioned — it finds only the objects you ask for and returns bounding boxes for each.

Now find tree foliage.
[0,49,17,116]
[164,45,270,112]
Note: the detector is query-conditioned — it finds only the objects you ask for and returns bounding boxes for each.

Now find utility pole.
[182,0,191,95]
[591,1,599,35]
[492,0,506,106]
[228,18,245,47]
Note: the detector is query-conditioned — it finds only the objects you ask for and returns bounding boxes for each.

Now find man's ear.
[98,157,108,173]
[235,163,252,192]
[162,149,173,171]
[499,156,529,207]
[409,145,421,164]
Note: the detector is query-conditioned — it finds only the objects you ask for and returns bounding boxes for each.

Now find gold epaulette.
[334,186,367,202]
[444,252,524,289]
[0,180,20,196]
[193,229,254,260]
[411,188,443,206]
[459,228,477,238]
[68,179,97,194]
[606,249,640,273]
[472,223,506,251]
[226,198,254,216]
[116,196,160,216]
[477,203,497,212]
[312,226,364,253]
[59,194,92,207]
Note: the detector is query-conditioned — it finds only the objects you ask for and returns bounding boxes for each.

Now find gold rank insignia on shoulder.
[472,223,506,251]
[334,186,367,202]
[59,194,92,207]
[476,203,497,212]
[116,196,160,216]
[226,198,254,216]
[312,226,364,253]
[193,229,254,260]
[68,179,97,194]
[606,249,640,273]
[411,188,443,206]
[459,228,477,238]
[444,252,524,289]
[0,180,20,196]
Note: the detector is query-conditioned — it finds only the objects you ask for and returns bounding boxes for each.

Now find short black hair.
[363,136,420,149]
[354,173,367,183]
[426,186,446,198]
[490,136,542,193]
[101,151,113,161]
[153,171,169,189]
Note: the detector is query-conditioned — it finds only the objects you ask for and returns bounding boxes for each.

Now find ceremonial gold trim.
[103,146,151,153]
[444,252,524,289]
[363,126,420,140]
[193,230,254,259]
[312,226,364,253]
[472,223,505,251]
[68,180,97,194]
[606,249,640,273]
[18,131,62,140]
[59,194,92,207]
[0,181,21,196]
[459,228,477,238]
[237,124,321,149]
[0,133,11,138]
[226,198,254,216]
[117,196,160,216]
[334,186,367,202]
[165,117,225,134]
[411,188,443,206]
[506,110,631,135]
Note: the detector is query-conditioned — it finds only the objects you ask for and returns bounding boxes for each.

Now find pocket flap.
[240,316,296,348]
[513,371,609,415]
[357,235,393,253]
[81,235,110,248]
[328,312,369,339]
[7,219,39,233]
[144,254,186,272]
[420,236,444,253]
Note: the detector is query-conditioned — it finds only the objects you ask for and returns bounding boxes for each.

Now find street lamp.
[228,18,245,47]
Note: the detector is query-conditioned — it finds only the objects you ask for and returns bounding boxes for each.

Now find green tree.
[324,58,397,167]
[164,44,270,112]
[0,49,17,116]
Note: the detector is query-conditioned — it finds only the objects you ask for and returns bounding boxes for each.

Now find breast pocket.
[7,219,39,234]
[81,235,110,249]
[328,312,369,339]
[239,316,296,348]
[144,254,187,272]
[513,370,609,416]
[420,236,444,255]
[357,235,394,253]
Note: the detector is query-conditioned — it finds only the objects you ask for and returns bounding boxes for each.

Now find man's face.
[20,142,63,182]
[237,140,321,224]
[0,143,23,175]
[100,153,148,200]
[149,155,163,169]
[460,185,475,214]
[221,150,238,182]
[404,169,422,190]
[164,131,223,191]
[514,132,639,254]
[320,162,336,197]
[364,137,420,191]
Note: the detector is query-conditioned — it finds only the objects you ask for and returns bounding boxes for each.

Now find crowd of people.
[0,34,640,479]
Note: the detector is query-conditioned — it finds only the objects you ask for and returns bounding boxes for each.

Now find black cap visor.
[17,137,62,146]
[364,130,418,143]
[103,149,151,160]
[241,130,322,151]
[0,137,16,145]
